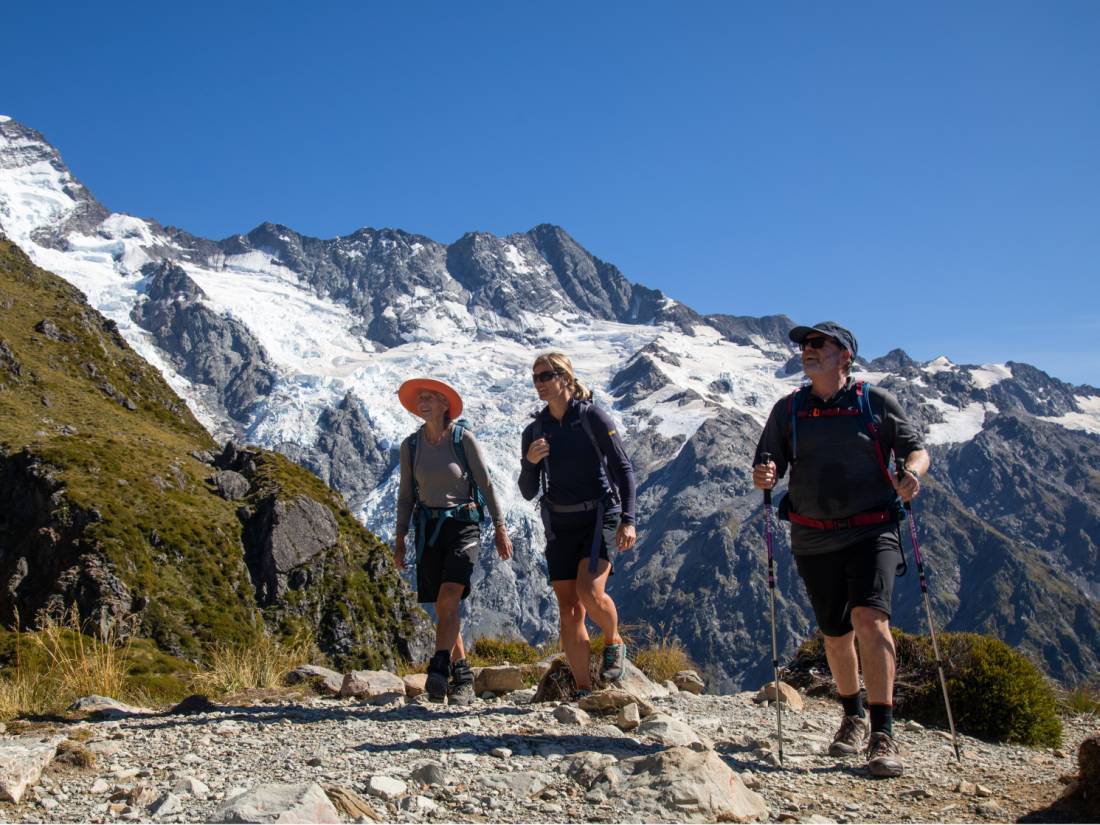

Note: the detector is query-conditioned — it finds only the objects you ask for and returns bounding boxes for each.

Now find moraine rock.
[0,735,65,803]
[562,751,621,790]
[480,771,552,797]
[67,695,151,718]
[402,673,427,698]
[149,791,184,816]
[366,775,407,801]
[673,670,706,694]
[754,681,805,711]
[621,746,768,822]
[473,664,525,694]
[636,713,708,748]
[212,781,341,823]
[211,470,250,500]
[409,761,446,787]
[339,670,406,702]
[285,664,344,696]
[578,687,655,717]
[552,704,591,726]
[615,702,641,731]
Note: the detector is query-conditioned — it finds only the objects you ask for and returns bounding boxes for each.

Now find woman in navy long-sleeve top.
[519,351,637,697]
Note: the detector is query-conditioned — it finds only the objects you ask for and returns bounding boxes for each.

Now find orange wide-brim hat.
[397,377,464,419]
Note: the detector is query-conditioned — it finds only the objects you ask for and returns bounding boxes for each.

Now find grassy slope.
[0,237,424,668]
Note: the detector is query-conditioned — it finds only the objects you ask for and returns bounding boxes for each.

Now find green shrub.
[787,629,1062,747]
[468,636,542,667]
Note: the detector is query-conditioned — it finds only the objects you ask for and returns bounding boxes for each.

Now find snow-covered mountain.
[3,114,1099,688]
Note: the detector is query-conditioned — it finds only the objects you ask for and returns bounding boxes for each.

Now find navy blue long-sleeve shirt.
[519,399,636,523]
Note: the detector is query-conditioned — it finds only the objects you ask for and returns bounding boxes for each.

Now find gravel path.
[2,688,1094,823]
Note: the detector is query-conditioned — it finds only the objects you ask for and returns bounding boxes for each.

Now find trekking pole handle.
[761,452,772,506]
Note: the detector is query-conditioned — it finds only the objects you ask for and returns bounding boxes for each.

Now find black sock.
[869,704,893,737]
[840,692,864,718]
[429,649,451,673]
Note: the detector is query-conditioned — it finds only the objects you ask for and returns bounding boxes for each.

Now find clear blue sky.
[5,1,1099,385]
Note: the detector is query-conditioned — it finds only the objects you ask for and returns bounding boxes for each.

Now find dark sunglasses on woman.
[532,370,561,384]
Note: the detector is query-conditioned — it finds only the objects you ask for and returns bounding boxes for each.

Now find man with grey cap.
[752,321,929,777]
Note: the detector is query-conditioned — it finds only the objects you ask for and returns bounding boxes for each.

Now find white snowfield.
[3,117,1099,549]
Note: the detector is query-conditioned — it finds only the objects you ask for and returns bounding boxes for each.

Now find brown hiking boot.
[866,731,904,777]
[828,714,869,757]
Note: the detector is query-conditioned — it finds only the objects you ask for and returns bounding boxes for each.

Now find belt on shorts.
[414,502,479,564]
[787,508,897,531]
[539,495,611,574]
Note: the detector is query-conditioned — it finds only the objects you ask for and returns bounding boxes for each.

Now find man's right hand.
[753,460,777,490]
[526,437,549,465]
[393,534,408,571]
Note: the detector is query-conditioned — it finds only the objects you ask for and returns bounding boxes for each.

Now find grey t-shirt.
[753,379,924,556]
[396,425,504,535]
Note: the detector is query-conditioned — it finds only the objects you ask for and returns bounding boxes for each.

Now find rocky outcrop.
[131,260,278,423]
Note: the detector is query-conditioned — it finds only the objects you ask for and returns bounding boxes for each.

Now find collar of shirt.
[805,377,857,408]
[537,398,581,424]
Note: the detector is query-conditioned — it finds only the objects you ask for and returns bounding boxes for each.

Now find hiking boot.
[600,642,626,683]
[866,731,904,777]
[425,651,450,703]
[828,714,869,757]
[447,658,475,706]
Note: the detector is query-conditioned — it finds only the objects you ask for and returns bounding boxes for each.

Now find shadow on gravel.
[714,741,867,777]
[355,731,661,760]
[106,700,549,733]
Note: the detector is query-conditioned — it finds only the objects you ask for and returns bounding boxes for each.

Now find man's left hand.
[893,469,921,503]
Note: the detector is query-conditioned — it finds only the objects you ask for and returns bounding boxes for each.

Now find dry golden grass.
[0,609,133,720]
[189,632,315,697]
[634,639,696,684]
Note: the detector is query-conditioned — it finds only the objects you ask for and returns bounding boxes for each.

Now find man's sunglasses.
[800,336,832,351]
[532,370,561,384]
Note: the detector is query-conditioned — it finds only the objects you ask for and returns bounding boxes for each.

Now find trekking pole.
[761,452,784,767]
[898,459,961,763]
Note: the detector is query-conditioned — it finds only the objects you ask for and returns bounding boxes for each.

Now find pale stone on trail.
[150,791,183,816]
[285,665,343,696]
[366,775,407,800]
[615,703,641,731]
[67,695,151,718]
[339,670,406,703]
[553,704,591,725]
[402,673,427,698]
[621,746,768,822]
[673,670,706,694]
[636,713,707,748]
[754,681,805,711]
[578,687,655,717]
[480,771,552,797]
[212,782,341,823]
[615,660,669,699]
[474,664,524,694]
[0,735,64,803]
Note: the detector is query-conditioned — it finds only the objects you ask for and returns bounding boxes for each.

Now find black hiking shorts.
[416,518,479,604]
[794,529,903,637]
[545,510,619,583]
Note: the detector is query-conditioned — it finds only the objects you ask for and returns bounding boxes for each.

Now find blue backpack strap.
[787,386,808,463]
[854,381,894,488]
[578,401,619,506]
[450,418,486,520]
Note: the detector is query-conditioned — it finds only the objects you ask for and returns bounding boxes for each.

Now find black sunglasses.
[800,336,831,351]
[532,370,561,384]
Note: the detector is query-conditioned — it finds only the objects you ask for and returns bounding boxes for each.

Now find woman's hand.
[393,534,408,571]
[526,437,549,465]
[616,522,637,551]
[494,524,513,561]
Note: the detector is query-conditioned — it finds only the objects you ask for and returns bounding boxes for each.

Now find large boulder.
[211,782,341,823]
[621,747,768,822]
[243,495,338,603]
[673,670,706,694]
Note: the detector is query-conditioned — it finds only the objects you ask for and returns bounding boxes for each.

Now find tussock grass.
[1059,681,1100,716]
[190,632,316,696]
[634,639,696,684]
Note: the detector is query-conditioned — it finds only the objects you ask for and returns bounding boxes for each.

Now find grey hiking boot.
[447,658,475,707]
[866,731,904,777]
[828,714,870,757]
[600,642,626,683]
[425,651,450,703]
